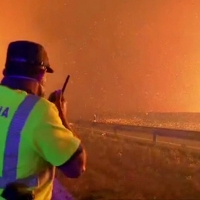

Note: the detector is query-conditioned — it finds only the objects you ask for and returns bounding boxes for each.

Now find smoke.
[1,0,200,119]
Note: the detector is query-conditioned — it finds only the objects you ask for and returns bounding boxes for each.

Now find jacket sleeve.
[32,103,81,166]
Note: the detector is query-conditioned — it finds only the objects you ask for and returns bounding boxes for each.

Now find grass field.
[57,126,200,200]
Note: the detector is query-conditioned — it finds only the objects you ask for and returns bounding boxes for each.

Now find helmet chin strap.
[1,76,45,97]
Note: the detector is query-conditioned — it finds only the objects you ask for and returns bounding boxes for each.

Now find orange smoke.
[1,0,200,119]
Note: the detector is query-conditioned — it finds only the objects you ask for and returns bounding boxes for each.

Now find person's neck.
[1,76,40,95]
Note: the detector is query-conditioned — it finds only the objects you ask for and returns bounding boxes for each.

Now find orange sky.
[1,0,200,118]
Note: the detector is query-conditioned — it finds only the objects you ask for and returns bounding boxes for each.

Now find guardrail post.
[153,132,157,145]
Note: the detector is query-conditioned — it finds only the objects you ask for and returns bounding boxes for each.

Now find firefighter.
[0,40,86,200]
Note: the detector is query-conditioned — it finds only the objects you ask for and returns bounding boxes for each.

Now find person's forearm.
[59,112,72,131]
[59,112,80,138]
[58,145,86,178]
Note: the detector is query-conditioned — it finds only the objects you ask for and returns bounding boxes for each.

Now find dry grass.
[57,127,200,200]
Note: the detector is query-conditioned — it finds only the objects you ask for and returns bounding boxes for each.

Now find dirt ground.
[57,126,200,200]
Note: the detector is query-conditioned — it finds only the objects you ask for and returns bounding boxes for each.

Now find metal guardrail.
[74,125,200,151]
[73,120,200,145]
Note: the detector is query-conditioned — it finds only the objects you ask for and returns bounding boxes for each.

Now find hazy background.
[1,0,200,119]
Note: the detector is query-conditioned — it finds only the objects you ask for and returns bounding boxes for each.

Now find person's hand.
[48,90,67,117]
[48,90,73,131]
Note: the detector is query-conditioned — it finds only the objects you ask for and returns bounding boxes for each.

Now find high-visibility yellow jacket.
[0,85,80,200]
